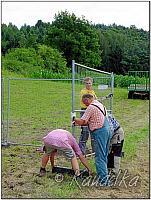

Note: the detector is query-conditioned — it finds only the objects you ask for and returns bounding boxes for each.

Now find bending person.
[39,129,92,177]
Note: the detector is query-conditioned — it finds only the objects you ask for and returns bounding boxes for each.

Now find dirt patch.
[79,138,149,199]
[1,137,149,198]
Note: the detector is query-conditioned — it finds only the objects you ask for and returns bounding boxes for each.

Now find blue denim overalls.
[91,117,112,185]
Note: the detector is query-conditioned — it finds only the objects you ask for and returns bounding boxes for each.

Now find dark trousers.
[78,109,95,155]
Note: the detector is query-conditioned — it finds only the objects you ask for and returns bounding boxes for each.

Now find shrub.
[30,69,72,79]
[37,45,67,74]
[2,46,68,78]
[2,48,43,76]
[114,74,148,88]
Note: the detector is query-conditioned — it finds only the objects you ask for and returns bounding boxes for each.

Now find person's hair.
[82,94,94,100]
[83,77,93,84]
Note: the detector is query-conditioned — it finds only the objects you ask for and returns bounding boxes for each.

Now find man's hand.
[88,170,95,176]
[71,112,76,126]
[71,112,76,120]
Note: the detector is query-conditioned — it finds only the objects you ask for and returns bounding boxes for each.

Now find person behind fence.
[107,114,124,175]
[38,129,92,177]
[79,77,97,155]
[73,94,112,186]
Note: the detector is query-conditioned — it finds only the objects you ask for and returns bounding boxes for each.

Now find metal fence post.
[72,60,75,113]
[72,60,76,135]
[111,72,114,114]
[2,78,10,146]
[1,78,5,145]
[6,78,10,145]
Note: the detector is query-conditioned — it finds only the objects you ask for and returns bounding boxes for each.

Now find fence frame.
[2,62,114,147]
[71,60,114,135]
[1,77,72,147]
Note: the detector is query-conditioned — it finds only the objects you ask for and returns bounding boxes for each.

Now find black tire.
[128,91,133,99]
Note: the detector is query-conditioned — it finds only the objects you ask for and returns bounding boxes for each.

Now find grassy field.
[1,72,149,198]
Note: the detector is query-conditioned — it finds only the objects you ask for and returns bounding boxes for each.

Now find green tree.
[96,23,149,74]
[1,23,20,55]
[35,20,49,44]
[37,45,67,73]
[2,48,43,75]
[45,11,102,67]
[121,27,149,72]
[2,45,67,77]
[18,32,26,47]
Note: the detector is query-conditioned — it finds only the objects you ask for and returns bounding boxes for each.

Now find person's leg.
[41,154,49,168]
[49,150,57,168]
[113,156,121,174]
[79,126,89,155]
[93,119,112,185]
[39,153,49,176]
[90,132,95,153]
[112,128,124,174]
[39,146,55,176]
[79,108,89,155]
[79,110,89,155]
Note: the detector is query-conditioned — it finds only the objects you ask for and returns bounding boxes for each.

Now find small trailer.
[128,71,150,100]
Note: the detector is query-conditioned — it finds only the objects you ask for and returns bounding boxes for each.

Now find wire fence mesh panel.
[72,61,114,153]
[5,78,72,146]
[73,62,114,114]
[2,64,113,151]
[128,71,150,91]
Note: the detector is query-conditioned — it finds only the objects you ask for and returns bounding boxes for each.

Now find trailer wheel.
[142,94,149,100]
[128,91,133,99]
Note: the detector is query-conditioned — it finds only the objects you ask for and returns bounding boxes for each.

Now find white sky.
[1,1,150,31]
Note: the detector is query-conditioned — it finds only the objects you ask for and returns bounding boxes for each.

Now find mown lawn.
[1,74,149,198]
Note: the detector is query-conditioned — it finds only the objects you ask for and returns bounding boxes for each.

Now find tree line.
[2,11,149,76]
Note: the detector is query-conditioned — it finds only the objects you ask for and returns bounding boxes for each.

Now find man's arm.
[78,154,92,174]
[74,118,87,126]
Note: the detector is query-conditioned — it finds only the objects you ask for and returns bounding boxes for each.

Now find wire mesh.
[128,71,149,92]
[72,61,114,153]
[2,78,72,146]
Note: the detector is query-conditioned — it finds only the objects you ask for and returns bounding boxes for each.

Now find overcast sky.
[1,1,149,31]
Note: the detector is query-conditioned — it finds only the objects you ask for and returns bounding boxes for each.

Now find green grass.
[2,70,149,198]
[124,127,148,159]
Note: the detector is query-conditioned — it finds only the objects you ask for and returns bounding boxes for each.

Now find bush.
[114,74,148,88]
[37,45,67,74]
[30,69,72,79]
[2,48,43,76]
[2,46,68,78]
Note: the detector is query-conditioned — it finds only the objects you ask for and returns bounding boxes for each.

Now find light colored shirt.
[43,129,82,156]
[81,100,106,131]
[80,88,97,108]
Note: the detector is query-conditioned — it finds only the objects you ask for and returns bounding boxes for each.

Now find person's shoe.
[80,169,90,178]
[85,148,92,154]
[39,167,46,177]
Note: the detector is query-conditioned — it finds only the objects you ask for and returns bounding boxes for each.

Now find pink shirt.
[81,100,105,131]
[43,129,82,156]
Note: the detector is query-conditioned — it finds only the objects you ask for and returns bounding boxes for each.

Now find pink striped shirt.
[81,100,106,131]
[43,129,82,156]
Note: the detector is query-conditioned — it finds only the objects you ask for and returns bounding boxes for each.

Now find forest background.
[2,10,149,85]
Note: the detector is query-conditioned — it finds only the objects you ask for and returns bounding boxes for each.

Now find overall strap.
[91,104,106,116]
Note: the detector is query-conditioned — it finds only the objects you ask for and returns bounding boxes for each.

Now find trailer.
[128,71,150,100]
